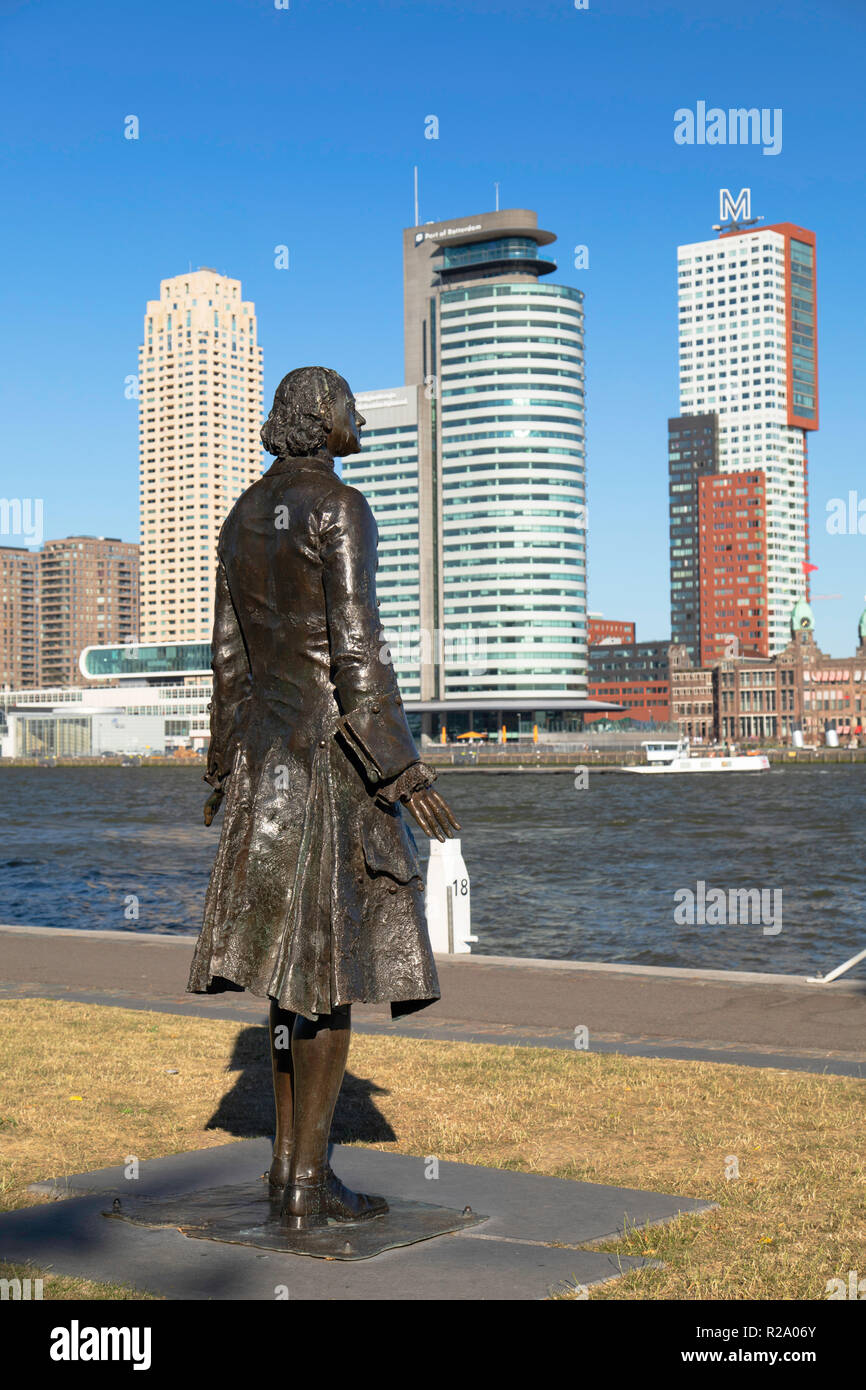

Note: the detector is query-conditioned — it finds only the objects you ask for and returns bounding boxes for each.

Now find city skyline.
[2,0,864,656]
[1,199,845,673]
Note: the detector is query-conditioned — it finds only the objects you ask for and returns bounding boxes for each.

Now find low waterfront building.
[0,642,212,757]
[587,639,691,726]
[717,601,866,744]
[1,707,165,758]
[0,638,622,757]
[716,655,788,743]
[17,608,854,754]
[671,664,717,741]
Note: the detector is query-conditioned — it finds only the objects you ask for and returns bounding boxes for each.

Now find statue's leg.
[281,1004,388,1228]
[267,999,296,1192]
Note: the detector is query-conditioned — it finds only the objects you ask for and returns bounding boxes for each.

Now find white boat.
[623,738,770,774]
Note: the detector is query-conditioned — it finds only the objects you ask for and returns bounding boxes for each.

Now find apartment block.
[0,546,40,689]
[39,536,139,687]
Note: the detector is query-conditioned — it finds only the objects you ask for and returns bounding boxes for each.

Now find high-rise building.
[138,269,264,642]
[697,470,769,663]
[0,546,40,689]
[344,208,588,711]
[668,412,719,660]
[674,222,817,656]
[343,387,423,703]
[39,536,139,687]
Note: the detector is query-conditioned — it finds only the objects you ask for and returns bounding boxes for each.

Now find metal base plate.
[103,1181,487,1260]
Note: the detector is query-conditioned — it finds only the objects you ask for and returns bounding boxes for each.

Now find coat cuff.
[376,760,438,805]
[336,692,419,783]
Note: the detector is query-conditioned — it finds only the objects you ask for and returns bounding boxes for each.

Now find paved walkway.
[2,924,864,1075]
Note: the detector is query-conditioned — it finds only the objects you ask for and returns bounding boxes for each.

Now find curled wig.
[260,365,346,457]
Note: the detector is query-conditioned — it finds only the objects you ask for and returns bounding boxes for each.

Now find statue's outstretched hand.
[204,788,225,827]
[404,787,460,842]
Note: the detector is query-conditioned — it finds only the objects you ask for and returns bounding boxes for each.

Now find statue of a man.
[188,366,459,1229]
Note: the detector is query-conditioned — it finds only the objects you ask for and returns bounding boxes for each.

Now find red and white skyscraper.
[673,220,818,660]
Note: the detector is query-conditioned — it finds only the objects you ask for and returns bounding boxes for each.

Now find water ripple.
[0,764,863,974]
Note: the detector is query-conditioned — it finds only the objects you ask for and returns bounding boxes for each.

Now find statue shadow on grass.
[204,1024,396,1145]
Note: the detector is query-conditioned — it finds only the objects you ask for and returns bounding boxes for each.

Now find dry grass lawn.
[0,998,863,1300]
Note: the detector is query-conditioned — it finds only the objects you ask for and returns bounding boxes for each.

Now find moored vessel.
[623,738,770,774]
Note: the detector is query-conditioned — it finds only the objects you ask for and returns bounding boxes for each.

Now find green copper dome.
[859,607,866,642]
[791,597,815,633]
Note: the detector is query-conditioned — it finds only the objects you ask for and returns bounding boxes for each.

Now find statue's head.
[261,366,365,459]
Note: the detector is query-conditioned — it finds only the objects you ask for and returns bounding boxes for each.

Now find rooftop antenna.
[413,166,419,227]
[713,191,763,236]
[494,181,500,212]
[712,214,763,234]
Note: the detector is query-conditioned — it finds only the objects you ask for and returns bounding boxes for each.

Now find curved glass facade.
[439,237,553,272]
[81,641,212,680]
[439,282,587,699]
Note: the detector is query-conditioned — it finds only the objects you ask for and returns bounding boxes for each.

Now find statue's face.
[326,381,366,457]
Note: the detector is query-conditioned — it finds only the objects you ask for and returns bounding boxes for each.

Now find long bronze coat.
[187,454,440,1021]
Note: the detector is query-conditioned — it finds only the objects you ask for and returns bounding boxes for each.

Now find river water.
[0,765,863,976]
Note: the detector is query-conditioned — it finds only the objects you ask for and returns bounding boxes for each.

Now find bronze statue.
[187,366,460,1230]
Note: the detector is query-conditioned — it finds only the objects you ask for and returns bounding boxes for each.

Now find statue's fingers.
[427,802,454,840]
[427,789,460,833]
[424,789,459,834]
[407,796,436,839]
[414,792,447,841]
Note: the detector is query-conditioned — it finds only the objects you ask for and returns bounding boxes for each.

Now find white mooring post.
[425,838,476,954]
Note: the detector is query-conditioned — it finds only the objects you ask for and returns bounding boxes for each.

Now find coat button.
[371,704,380,714]
[395,696,402,706]
[318,739,326,747]
[388,884,397,895]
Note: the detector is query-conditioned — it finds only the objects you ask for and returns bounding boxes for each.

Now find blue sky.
[1,0,865,654]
